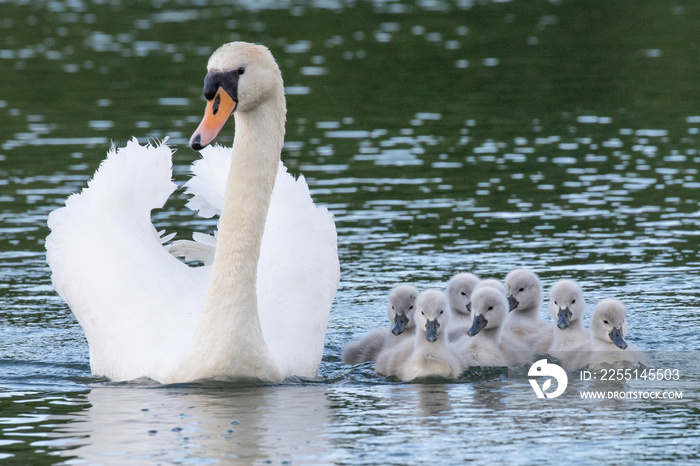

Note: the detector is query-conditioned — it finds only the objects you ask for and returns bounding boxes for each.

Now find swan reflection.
[53,383,333,464]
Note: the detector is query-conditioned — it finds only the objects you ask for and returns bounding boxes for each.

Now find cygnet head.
[505,269,542,313]
[415,290,450,343]
[467,286,508,336]
[386,284,419,336]
[474,278,506,295]
[446,272,480,316]
[549,280,585,330]
[190,41,284,150]
[591,299,629,350]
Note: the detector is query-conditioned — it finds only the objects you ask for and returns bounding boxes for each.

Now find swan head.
[190,41,284,150]
[386,284,419,335]
[591,299,629,350]
[548,279,585,329]
[415,290,450,343]
[505,268,542,313]
[446,272,480,316]
[467,286,508,336]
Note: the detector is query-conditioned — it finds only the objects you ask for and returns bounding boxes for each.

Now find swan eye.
[236,66,246,75]
[487,306,493,311]
[519,287,524,292]
[439,310,444,315]
[421,311,425,316]
[408,305,413,310]
[603,320,609,325]
[554,300,558,306]
[572,299,576,304]
[461,292,467,296]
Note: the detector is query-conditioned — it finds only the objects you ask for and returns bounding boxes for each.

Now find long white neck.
[180,91,286,382]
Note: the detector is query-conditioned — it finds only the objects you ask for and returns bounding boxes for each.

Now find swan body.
[547,279,591,371]
[343,284,418,365]
[456,286,518,369]
[376,290,461,381]
[502,269,553,359]
[445,272,480,341]
[46,42,340,383]
[588,299,646,367]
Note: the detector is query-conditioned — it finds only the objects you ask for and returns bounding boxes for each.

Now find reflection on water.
[49,384,334,464]
[1,0,699,463]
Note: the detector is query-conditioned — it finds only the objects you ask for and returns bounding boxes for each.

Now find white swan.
[445,272,480,341]
[342,284,418,365]
[547,279,591,371]
[455,286,518,369]
[502,268,553,358]
[45,42,340,383]
[376,290,461,380]
[588,299,646,367]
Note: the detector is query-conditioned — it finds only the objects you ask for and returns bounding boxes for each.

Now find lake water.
[1,0,699,463]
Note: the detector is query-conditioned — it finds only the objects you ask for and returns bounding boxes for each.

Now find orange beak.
[189,86,236,150]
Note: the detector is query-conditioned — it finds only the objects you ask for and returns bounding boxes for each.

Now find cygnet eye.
[554,300,558,306]
[439,310,444,315]
[572,299,576,304]
[392,306,395,310]
[236,66,246,75]
[487,306,493,311]
[519,287,524,292]
[408,305,413,310]
[603,320,609,325]
[461,292,467,296]
[421,311,425,316]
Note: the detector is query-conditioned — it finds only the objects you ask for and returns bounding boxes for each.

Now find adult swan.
[46,42,340,383]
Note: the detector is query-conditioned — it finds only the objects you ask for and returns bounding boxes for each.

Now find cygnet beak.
[609,327,628,350]
[467,314,488,337]
[391,313,409,336]
[557,307,572,329]
[507,295,519,312]
[425,319,440,342]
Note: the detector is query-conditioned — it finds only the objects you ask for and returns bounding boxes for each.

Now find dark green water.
[1,0,699,463]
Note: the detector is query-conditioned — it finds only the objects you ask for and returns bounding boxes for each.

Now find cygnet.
[445,272,481,341]
[456,286,519,369]
[588,299,646,367]
[547,279,591,371]
[343,284,418,365]
[502,268,554,359]
[376,290,461,381]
